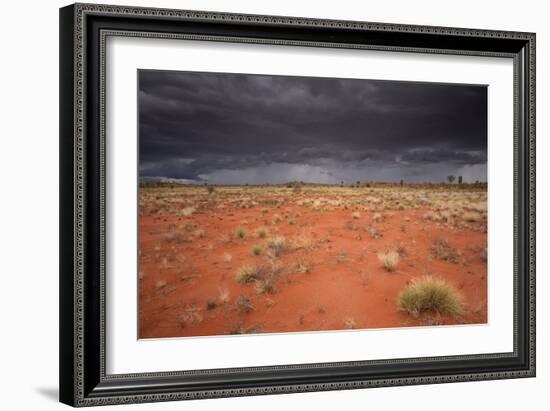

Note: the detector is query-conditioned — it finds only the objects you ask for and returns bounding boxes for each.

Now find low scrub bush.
[399,276,462,317]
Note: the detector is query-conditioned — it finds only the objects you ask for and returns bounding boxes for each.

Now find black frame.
[60,3,536,407]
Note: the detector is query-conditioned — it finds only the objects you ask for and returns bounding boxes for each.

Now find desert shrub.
[256,227,268,238]
[251,244,262,256]
[431,237,460,264]
[206,185,215,194]
[398,276,462,317]
[272,214,282,224]
[365,224,382,239]
[267,236,287,257]
[236,295,255,313]
[235,265,259,283]
[378,250,400,272]
[234,226,247,239]
[255,276,277,294]
[295,260,311,273]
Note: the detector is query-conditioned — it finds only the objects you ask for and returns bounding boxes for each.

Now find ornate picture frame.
[59,3,535,407]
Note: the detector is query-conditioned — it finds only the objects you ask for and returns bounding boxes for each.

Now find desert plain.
[138,183,487,338]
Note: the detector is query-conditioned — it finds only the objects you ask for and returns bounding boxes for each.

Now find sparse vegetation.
[378,250,400,272]
[365,224,382,239]
[256,227,268,238]
[177,305,203,327]
[236,295,255,313]
[218,288,230,304]
[266,236,287,257]
[178,206,196,217]
[234,226,247,239]
[235,265,260,283]
[139,183,486,338]
[431,237,460,264]
[462,212,481,222]
[229,323,263,334]
[398,276,462,317]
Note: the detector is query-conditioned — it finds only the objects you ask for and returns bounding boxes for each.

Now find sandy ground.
[138,186,487,338]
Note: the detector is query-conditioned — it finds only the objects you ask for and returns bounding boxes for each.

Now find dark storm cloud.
[139,70,487,184]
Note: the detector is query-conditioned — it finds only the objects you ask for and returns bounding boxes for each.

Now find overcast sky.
[138,70,487,184]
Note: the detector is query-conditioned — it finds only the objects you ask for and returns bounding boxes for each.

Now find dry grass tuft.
[235,265,260,283]
[178,206,196,217]
[266,236,287,257]
[431,237,460,264]
[236,295,255,313]
[378,250,400,272]
[177,305,203,327]
[365,224,382,239]
[251,244,262,256]
[234,226,247,239]
[218,288,230,304]
[256,227,268,238]
[399,276,462,317]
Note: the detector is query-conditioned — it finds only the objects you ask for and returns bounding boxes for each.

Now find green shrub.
[399,276,462,317]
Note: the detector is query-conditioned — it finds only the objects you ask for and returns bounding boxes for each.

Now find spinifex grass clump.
[256,227,268,238]
[399,276,462,317]
[235,265,259,283]
[251,244,262,256]
[234,226,247,239]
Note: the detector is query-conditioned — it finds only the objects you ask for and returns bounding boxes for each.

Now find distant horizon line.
[139,178,488,186]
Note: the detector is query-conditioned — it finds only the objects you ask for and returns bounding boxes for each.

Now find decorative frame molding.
[60,3,535,407]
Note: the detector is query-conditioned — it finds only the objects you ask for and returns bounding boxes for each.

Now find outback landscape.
[138,69,488,338]
[138,182,487,338]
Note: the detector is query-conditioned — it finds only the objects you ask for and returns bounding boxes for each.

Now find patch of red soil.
[139,203,487,338]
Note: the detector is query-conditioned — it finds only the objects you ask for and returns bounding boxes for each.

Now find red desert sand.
[138,184,487,338]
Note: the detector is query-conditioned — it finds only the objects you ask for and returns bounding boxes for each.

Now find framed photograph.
[59,3,536,407]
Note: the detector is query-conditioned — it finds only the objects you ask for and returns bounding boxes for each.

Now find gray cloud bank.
[139,70,487,184]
